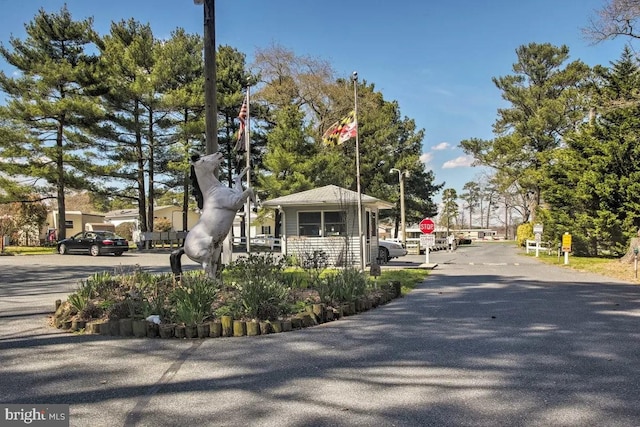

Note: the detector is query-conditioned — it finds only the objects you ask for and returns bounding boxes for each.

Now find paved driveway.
[1,244,640,426]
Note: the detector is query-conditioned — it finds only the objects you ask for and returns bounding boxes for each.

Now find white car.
[378,240,408,264]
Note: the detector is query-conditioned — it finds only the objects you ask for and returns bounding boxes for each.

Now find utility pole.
[390,168,409,248]
[194,0,218,155]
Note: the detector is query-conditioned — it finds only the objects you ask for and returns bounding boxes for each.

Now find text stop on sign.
[419,218,435,234]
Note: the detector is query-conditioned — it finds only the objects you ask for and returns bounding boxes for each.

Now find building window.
[64,220,73,229]
[298,211,346,237]
[324,211,346,236]
[260,225,272,235]
[298,212,321,236]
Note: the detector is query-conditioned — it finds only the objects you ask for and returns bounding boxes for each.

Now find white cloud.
[419,152,434,165]
[442,155,474,169]
[432,142,450,151]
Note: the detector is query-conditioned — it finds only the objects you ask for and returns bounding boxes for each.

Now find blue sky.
[0,0,630,202]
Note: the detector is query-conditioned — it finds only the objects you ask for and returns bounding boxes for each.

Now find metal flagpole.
[244,88,251,253]
[353,71,365,272]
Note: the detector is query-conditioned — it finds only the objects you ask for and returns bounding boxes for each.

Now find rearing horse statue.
[170,152,255,279]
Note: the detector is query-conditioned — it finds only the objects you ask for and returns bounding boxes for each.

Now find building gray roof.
[104,208,138,219]
[261,185,393,210]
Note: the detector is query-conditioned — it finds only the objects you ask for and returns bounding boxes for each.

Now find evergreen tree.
[97,19,168,237]
[257,104,315,198]
[157,28,205,231]
[440,188,459,233]
[543,46,640,255]
[460,181,481,228]
[257,104,315,237]
[215,45,259,185]
[460,43,590,222]
[0,6,104,239]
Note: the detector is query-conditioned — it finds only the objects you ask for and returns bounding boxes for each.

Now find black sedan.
[57,231,129,256]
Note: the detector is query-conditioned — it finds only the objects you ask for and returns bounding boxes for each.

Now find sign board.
[534,232,541,243]
[419,218,435,234]
[533,223,543,233]
[562,233,572,252]
[420,234,436,248]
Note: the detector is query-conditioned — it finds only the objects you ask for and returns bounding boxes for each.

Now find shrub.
[516,223,534,247]
[154,217,172,232]
[115,222,134,241]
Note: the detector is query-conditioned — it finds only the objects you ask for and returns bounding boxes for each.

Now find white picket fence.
[525,239,554,255]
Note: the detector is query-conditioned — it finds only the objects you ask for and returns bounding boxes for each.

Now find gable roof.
[261,185,393,210]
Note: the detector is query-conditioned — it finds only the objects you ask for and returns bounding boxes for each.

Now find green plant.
[225,253,290,320]
[320,267,368,304]
[214,304,239,319]
[280,270,307,289]
[67,292,88,312]
[170,271,218,325]
[83,271,120,299]
[237,278,290,320]
[98,299,115,310]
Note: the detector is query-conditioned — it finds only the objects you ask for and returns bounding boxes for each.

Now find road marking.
[469,262,511,266]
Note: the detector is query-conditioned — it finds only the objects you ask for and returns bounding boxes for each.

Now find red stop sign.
[419,218,435,234]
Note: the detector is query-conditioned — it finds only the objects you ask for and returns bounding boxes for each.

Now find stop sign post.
[419,218,435,264]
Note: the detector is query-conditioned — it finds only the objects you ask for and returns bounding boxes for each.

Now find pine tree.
[544,46,640,255]
[97,19,167,238]
[0,6,104,239]
[440,188,459,233]
[460,43,590,222]
[157,28,205,231]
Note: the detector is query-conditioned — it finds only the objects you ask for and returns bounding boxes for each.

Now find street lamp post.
[390,168,409,248]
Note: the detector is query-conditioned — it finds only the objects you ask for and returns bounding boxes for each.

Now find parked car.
[378,240,408,264]
[57,231,129,256]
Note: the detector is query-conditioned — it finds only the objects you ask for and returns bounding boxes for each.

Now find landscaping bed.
[50,253,427,339]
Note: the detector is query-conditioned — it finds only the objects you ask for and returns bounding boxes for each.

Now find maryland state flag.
[322,110,357,146]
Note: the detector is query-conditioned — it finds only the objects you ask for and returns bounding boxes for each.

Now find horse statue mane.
[170,152,255,279]
[190,154,204,210]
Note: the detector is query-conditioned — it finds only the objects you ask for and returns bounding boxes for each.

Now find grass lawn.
[1,246,57,255]
[522,248,639,284]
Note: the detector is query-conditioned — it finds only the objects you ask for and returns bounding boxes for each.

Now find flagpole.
[353,71,365,272]
[244,87,251,253]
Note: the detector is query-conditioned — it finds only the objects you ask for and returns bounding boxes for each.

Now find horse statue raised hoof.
[170,152,255,280]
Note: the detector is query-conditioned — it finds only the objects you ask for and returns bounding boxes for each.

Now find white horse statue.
[170,152,255,279]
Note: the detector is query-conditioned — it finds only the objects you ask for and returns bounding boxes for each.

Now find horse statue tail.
[170,247,185,280]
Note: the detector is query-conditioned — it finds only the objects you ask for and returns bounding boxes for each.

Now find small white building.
[261,185,393,267]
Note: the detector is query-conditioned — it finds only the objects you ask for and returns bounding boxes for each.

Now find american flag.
[235,94,248,153]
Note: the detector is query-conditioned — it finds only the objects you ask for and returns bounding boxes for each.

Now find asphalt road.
[1,244,640,426]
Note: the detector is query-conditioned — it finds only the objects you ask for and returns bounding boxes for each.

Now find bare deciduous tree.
[584,0,640,42]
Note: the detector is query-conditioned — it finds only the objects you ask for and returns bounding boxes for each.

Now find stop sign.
[419,218,435,234]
